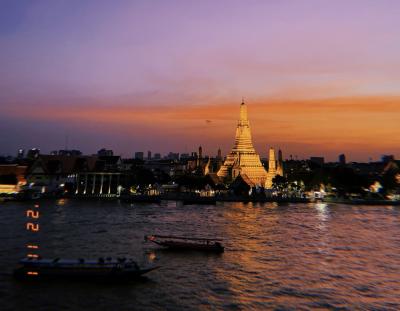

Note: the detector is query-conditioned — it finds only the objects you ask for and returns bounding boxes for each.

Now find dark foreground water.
[1,200,400,310]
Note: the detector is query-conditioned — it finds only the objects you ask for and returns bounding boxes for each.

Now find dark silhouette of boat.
[14,257,159,281]
[145,235,224,253]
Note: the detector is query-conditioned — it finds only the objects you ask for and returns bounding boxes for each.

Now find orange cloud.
[3,95,400,161]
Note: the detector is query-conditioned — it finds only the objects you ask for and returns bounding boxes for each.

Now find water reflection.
[56,198,67,206]
[314,202,329,226]
[1,201,400,310]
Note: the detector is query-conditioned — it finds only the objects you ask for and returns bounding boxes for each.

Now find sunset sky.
[1,0,400,161]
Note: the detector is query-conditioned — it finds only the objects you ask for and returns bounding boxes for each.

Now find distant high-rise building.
[17,149,25,159]
[97,148,114,156]
[147,151,152,160]
[27,148,40,159]
[339,154,346,165]
[166,152,179,160]
[59,149,82,156]
[197,146,203,166]
[135,152,144,160]
[153,153,161,160]
[217,148,222,160]
[180,153,190,160]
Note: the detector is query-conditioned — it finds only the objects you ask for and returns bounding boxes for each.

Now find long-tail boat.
[14,257,159,281]
[145,235,224,253]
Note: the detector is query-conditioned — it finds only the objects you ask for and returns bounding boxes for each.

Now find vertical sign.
[26,203,40,260]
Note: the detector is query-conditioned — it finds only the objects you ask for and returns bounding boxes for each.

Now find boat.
[145,235,224,253]
[14,257,160,281]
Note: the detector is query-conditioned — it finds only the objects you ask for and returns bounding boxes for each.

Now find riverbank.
[1,193,310,204]
[3,192,400,206]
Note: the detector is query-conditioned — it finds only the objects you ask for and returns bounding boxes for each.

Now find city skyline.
[2,97,399,162]
[1,1,400,161]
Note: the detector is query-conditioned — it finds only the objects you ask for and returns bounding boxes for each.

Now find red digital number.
[26,210,40,219]
[26,223,40,232]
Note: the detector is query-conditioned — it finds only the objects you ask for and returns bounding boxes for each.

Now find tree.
[381,168,400,194]
[329,167,369,196]
[272,175,288,191]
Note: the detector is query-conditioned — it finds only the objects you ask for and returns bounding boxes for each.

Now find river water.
[1,199,400,310]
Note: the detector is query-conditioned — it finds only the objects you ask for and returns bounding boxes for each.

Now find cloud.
[1,94,400,161]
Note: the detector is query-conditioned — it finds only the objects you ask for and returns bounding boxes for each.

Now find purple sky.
[1,1,400,161]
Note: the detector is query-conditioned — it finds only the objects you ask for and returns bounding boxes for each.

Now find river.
[1,199,400,310]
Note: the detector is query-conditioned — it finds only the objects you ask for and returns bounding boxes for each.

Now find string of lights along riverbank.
[217,101,283,188]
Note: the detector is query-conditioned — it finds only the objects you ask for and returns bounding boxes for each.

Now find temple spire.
[234,101,253,151]
[239,100,248,125]
[217,100,267,186]
[266,147,278,188]
[268,147,276,173]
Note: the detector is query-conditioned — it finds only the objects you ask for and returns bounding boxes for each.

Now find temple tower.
[217,148,222,160]
[276,149,284,176]
[268,148,276,174]
[217,101,267,185]
[197,146,203,167]
[204,157,211,175]
[266,147,277,188]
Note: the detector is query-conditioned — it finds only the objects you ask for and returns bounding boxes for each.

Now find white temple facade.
[217,101,284,188]
[265,147,284,188]
[265,147,276,188]
[217,101,267,186]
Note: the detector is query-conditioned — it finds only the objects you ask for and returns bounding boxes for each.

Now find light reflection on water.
[0,200,400,310]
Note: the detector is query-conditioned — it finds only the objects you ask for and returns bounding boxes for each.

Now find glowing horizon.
[2,95,400,162]
[1,1,400,161]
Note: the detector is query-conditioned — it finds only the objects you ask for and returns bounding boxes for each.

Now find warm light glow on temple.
[218,101,282,188]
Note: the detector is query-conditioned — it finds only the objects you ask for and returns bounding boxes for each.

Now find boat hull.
[14,258,159,282]
[151,240,224,253]
[163,243,223,253]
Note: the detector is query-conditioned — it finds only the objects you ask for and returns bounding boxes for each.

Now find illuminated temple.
[217,101,268,186]
[217,101,284,188]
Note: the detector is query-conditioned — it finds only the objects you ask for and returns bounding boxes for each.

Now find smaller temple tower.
[276,149,284,177]
[217,148,222,160]
[266,147,277,189]
[215,147,223,173]
[197,146,203,167]
[204,157,211,175]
